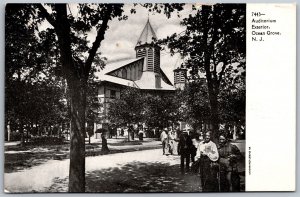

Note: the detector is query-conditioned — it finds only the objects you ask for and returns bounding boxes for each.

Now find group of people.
[160,128,177,155]
[160,128,243,192]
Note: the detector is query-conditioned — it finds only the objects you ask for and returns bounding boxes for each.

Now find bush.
[27,136,65,145]
[9,132,22,141]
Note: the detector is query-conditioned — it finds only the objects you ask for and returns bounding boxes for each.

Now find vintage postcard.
[4,3,295,193]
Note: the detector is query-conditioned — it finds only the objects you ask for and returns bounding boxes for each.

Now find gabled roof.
[93,58,142,87]
[99,58,143,75]
[134,72,175,91]
[95,74,138,88]
[136,19,157,46]
[94,57,174,91]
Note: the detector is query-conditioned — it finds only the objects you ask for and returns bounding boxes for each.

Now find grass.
[5,139,160,173]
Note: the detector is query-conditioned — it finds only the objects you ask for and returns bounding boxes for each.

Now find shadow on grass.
[84,162,245,193]
[5,144,161,173]
[47,161,201,193]
[47,160,244,193]
[85,162,202,192]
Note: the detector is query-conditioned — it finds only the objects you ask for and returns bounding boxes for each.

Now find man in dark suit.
[178,130,193,174]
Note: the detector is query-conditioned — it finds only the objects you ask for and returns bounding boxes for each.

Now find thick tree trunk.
[201,5,220,143]
[36,3,113,192]
[68,79,87,192]
[127,127,131,141]
[209,92,219,142]
[20,125,25,146]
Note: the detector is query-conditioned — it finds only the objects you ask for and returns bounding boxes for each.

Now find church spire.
[136,18,157,46]
[135,18,160,73]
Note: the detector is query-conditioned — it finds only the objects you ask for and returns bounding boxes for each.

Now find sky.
[38,4,244,83]
[86,4,194,83]
[40,4,195,83]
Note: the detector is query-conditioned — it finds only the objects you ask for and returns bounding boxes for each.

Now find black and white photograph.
[4,3,247,193]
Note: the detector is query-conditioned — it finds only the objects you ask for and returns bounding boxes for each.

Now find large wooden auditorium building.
[92,19,187,138]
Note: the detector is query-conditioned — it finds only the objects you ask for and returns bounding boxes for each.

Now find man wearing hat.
[178,129,193,174]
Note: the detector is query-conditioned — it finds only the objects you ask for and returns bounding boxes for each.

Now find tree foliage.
[178,80,211,130]
[143,93,181,129]
[219,63,245,124]
[5,4,68,143]
[6,3,185,192]
[108,87,144,127]
[108,88,182,132]
[162,4,246,140]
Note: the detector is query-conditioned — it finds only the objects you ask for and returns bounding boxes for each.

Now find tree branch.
[37,4,57,28]
[210,5,218,81]
[85,5,113,78]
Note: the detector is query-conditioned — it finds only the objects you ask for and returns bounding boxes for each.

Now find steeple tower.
[174,67,187,90]
[135,19,160,73]
[173,57,187,90]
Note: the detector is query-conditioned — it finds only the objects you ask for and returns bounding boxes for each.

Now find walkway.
[4,149,201,193]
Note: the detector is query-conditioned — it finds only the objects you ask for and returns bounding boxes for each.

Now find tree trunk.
[207,87,219,143]
[68,79,87,192]
[37,3,113,192]
[127,128,131,141]
[20,123,25,146]
[201,5,220,142]
[51,4,87,192]
[26,127,29,143]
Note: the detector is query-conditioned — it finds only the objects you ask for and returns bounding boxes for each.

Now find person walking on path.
[160,129,168,155]
[178,130,193,174]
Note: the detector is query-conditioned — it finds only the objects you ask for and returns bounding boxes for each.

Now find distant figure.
[120,128,124,136]
[195,131,219,191]
[218,134,242,192]
[178,130,193,174]
[160,129,168,155]
[168,129,177,155]
[101,133,109,153]
[190,132,200,163]
[138,128,144,141]
[128,125,134,141]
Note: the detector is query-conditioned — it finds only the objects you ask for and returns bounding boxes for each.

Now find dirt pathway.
[5,149,201,193]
